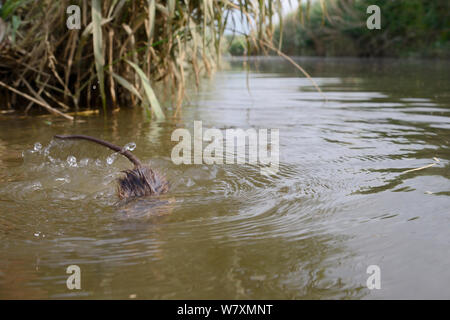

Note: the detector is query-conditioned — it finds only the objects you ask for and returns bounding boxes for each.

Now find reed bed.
[0,0,309,120]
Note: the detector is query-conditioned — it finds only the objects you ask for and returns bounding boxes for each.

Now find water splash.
[66,156,77,167]
[23,141,56,162]
[80,158,89,167]
[106,143,135,165]
[106,153,118,165]
[124,142,136,151]
[42,140,55,156]
[34,142,42,152]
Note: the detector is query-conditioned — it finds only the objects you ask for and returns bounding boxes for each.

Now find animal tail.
[54,134,142,167]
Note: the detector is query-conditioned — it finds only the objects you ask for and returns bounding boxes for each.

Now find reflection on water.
[0,57,449,299]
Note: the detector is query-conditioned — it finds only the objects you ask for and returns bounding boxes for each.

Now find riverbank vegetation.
[270,0,449,58]
[0,0,289,119]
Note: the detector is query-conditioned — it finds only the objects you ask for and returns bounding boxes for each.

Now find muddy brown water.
[0,57,449,299]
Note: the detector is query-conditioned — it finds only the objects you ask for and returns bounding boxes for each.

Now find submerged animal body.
[118,166,168,199]
[54,135,169,199]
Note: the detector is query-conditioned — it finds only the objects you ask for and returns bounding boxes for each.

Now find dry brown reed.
[0,0,318,120]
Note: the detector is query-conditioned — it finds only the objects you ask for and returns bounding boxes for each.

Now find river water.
[0,57,449,299]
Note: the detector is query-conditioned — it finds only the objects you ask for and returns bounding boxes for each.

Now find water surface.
[0,57,449,299]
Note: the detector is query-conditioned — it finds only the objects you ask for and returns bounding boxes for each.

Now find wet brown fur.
[54,135,169,200]
[118,166,169,199]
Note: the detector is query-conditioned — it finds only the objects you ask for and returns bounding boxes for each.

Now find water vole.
[54,135,169,199]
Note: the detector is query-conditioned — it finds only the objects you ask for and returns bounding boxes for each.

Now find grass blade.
[126,60,165,120]
[147,0,155,40]
[92,0,106,112]
[111,72,143,101]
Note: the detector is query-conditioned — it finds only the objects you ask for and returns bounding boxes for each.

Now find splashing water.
[106,143,135,165]
[33,142,42,152]
[66,156,77,167]
[80,158,89,167]
[43,140,56,156]
[124,142,136,151]
[2,58,449,300]
[106,153,118,165]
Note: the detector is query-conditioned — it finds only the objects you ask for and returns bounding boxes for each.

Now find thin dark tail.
[54,134,142,167]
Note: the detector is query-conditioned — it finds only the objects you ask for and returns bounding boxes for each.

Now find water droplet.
[106,153,118,165]
[186,179,195,187]
[30,182,42,191]
[95,159,102,166]
[55,177,70,183]
[80,158,89,166]
[43,141,53,156]
[67,156,77,167]
[34,142,42,152]
[124,142,136,151]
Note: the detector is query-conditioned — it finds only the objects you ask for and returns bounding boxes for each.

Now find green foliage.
[0,0,30,20]
[228,36,246,56]
[0,0,31,45]
[274,0,449,58]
